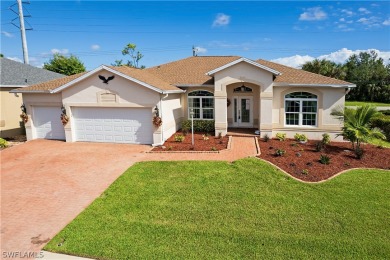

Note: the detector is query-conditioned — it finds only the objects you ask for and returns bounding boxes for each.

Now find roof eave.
[273,83,356,88]
[206,57,282,76]
[10,89,50,93]
[49,65,180,94]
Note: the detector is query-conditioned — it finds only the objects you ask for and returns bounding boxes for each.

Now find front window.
[285,92,317,126]
[188,90,214,120]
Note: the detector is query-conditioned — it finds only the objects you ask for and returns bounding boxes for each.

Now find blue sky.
[1,1,389,70]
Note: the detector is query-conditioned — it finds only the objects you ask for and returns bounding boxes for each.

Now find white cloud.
[299,7,327,21]
[51,48,69,55]
[271,55,314,68]
[263,38,272,42]
[272,48,390,68]
[6,56,23,63]
[195,46,207,54]
[383,18,390,26]
[358,7,371,14]
[357,16,380,26]
[339,18,345,22]
[91,44,100,51]
[341,9,354,17]
[212,13,230,27]
[1,31,14,38]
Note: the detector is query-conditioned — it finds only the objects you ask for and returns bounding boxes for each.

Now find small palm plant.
[331,105,385,157]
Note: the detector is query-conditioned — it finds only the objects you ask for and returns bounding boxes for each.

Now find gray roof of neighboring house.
[0,58,65,87]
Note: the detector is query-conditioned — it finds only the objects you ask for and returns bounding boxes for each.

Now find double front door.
[232,96,253,127]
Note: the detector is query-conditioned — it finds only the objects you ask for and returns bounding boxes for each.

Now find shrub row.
[181,120,215,133]
[370,116,390,141]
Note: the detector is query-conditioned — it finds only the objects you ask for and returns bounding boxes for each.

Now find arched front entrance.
[226,82,260,128]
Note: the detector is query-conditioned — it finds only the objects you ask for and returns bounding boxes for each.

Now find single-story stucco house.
[12,56,355,145]
[0,58,64,138]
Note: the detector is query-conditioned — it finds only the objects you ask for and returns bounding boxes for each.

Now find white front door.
[232,96,253,127]
[33,106,65,140]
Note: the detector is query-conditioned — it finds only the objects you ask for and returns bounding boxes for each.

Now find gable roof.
[257,59,354,87]
[206,57,281,76]
[0,58,64,87]
[13,56,355,94]
[145,56,241,86]
[13,65,183,94]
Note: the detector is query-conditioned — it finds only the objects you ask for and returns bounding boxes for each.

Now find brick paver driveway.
[1,140,150,257]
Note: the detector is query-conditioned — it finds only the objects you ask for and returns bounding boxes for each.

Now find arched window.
[188,91,214,119]
[285,92,317,126]
[233,86,252,93]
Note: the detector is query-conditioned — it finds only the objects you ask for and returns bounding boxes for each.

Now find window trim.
[284,92,318,127]
[187,90,214,120]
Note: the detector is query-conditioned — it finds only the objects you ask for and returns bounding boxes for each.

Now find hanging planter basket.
[20,112,28,123]
[61,114,69,126]
[153,116,162,127]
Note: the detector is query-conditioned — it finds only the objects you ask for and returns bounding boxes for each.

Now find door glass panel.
[241,99,250,123]
[234,98,237,123]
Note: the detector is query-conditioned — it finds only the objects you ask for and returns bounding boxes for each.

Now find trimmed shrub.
[322,133,331,145]
[0,138,8,148]
[181,120,215,133]
[174,134,185,142]
[294,133,308,142]
[275,149,286,156]
[370,116,390,141]
[276,133,286,141]
[319,154,331,165]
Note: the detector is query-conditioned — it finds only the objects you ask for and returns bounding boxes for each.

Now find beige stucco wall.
[22,93,63,141]
[272,86,345,141]
[0,88,24,138]
[213,62,274,135]
[161,93,183,141]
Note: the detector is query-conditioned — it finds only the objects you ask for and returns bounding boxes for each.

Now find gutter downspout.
[160,93,169,144]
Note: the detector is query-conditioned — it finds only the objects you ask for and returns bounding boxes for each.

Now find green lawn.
[45,159,390,259]
[345,101,390,107]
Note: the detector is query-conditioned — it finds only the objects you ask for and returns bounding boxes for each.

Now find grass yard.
[45,159,390,259]
[345,101,390,107]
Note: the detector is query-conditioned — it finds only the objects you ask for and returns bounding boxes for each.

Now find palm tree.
[331,105,385,153]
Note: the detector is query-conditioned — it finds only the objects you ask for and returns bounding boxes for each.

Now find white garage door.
[33,106,65,140]
[73,107,153,144]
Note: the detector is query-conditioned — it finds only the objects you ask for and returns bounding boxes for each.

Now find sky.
[1,1,390,70]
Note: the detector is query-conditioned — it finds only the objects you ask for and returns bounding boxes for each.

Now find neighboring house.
[12,56,355,145]
[0,58,64,138]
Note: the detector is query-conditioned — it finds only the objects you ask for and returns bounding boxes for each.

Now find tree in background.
[43,54,86,76]
[344,51,390,102]
[0,54,4,58]
[112,43,145,68]
[302,59,346,80]
[301,51,390,103]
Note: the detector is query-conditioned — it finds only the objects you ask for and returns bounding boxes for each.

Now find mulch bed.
[152,132,228,152]
[258,138,390,182]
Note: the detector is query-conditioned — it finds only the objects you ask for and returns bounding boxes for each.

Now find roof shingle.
[0,58,64,86]
[14,56,354,93]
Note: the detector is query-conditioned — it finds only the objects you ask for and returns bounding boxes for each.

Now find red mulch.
[152,132,228,152]
[258,138,390,182]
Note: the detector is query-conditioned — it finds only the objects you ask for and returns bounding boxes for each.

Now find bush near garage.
[181,120,215,133]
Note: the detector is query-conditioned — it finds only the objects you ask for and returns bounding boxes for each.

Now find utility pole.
[16,0,29,64]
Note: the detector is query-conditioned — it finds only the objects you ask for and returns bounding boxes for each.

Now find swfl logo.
[2,251,44,258]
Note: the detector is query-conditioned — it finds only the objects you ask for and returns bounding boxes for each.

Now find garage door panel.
[73,107,153,144]
[33,106,65,140]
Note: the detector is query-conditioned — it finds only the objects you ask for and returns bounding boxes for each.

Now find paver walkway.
[141,136,258,162]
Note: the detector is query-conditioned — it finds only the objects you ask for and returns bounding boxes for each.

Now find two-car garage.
[32,106,153,144]
[72,107,153,144]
